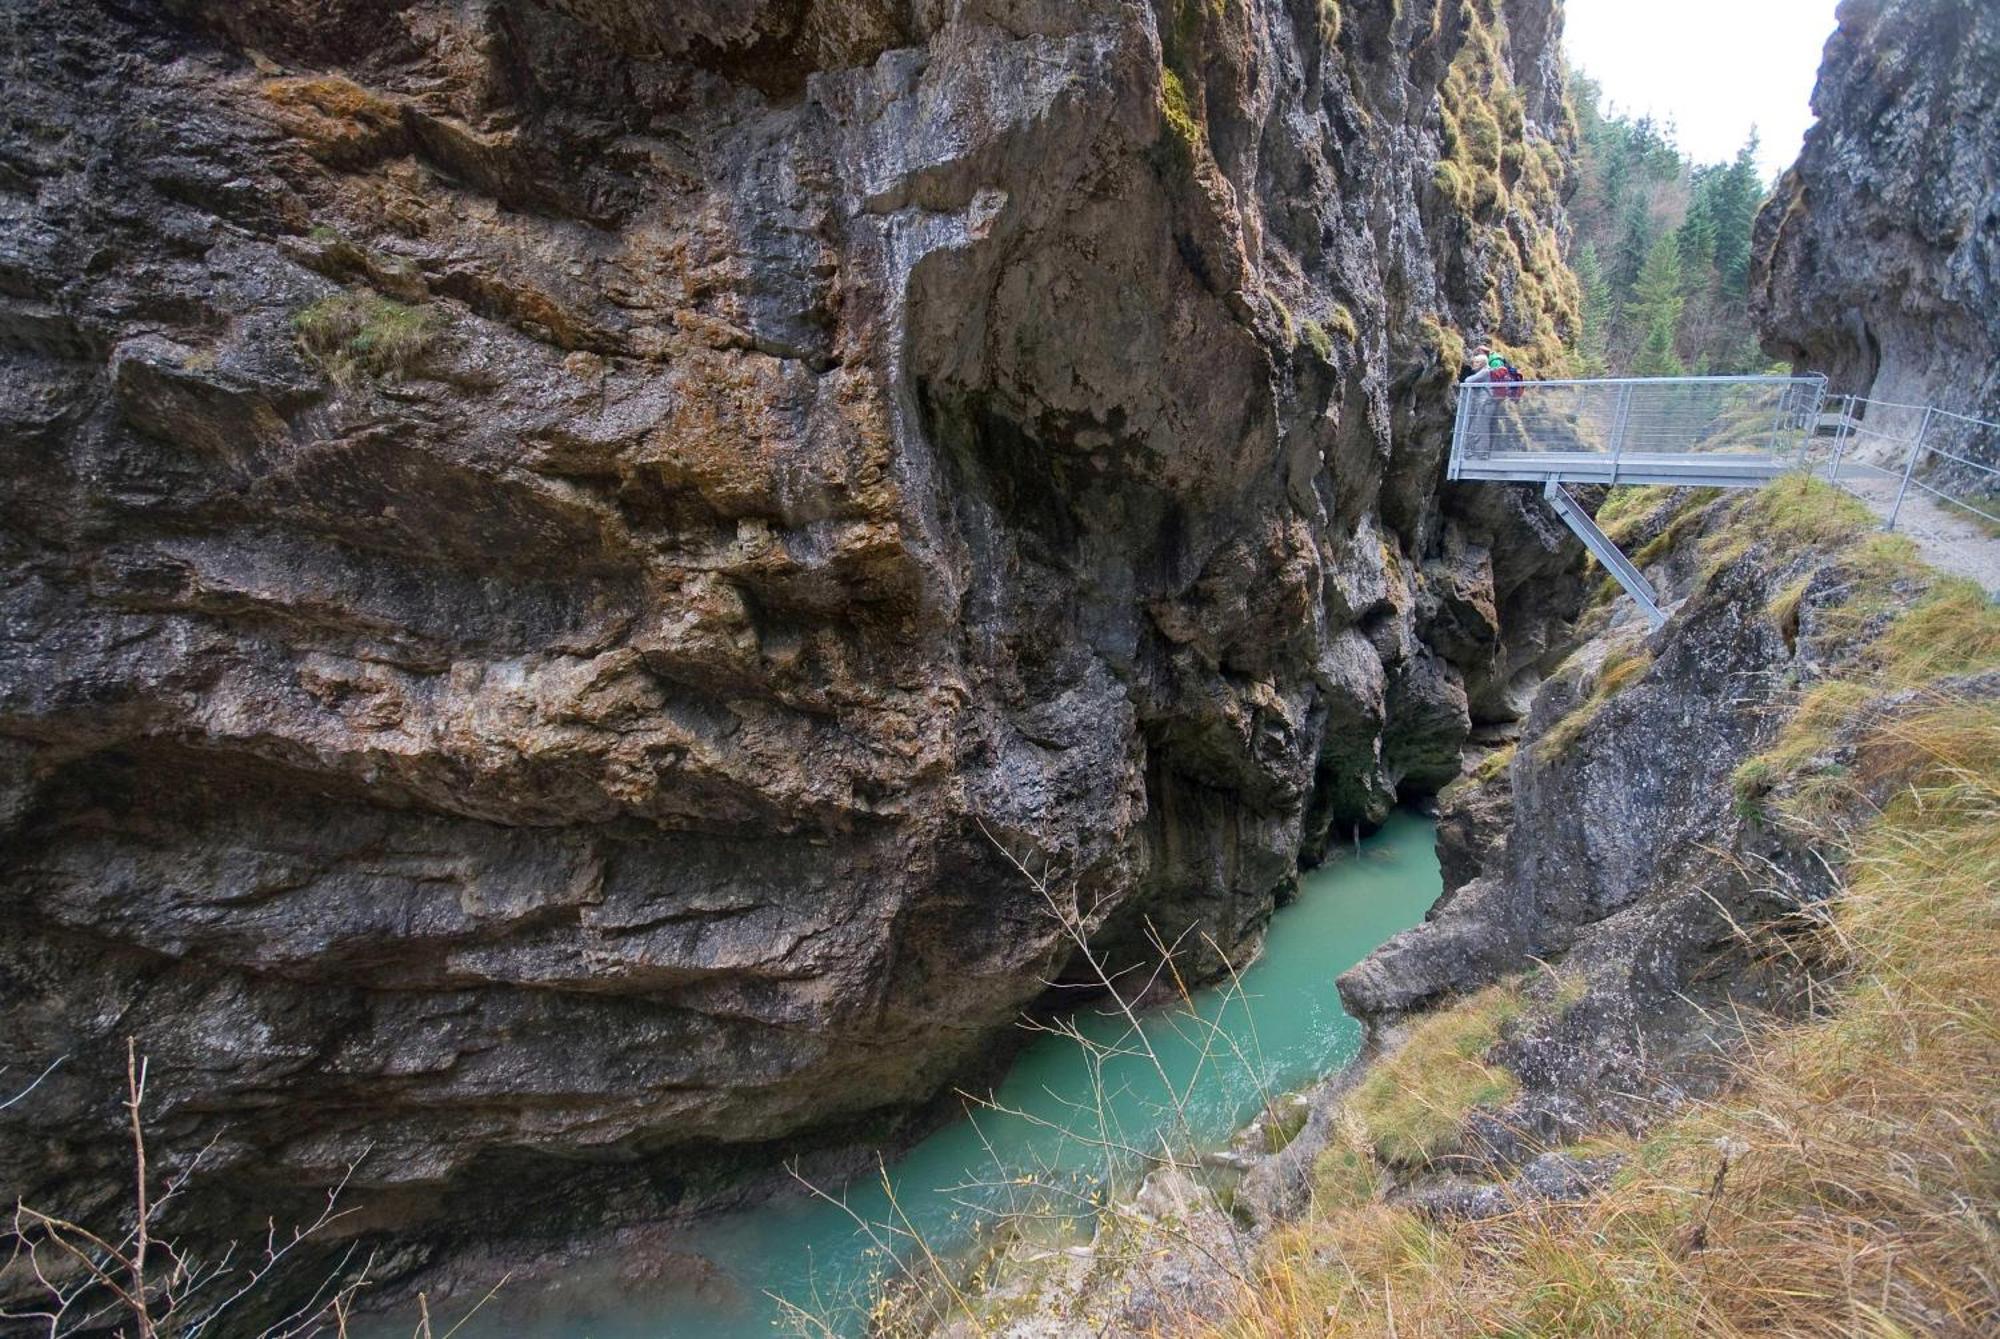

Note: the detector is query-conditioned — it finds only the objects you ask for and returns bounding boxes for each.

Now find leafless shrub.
[2,1039,505,1339]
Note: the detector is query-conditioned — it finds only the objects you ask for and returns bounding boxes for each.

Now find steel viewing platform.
[1449,375,1830,627]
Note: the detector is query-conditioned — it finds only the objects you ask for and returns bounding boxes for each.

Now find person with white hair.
[1461,341,1501,459]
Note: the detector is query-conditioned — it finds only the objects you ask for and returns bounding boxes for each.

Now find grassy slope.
[1210,478,2000,1337]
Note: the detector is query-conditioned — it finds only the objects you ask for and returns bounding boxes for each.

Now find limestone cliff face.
[0,0,1579,1241]
[1753,0,2000,412]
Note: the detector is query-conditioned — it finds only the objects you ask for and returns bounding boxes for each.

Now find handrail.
[1449,374,1830,486]
[1828,393,2000,533]
[1828,396,2000,431]
[1444,377,1993,626]
[1475,374,1819,390]
[1917,405,2000,432]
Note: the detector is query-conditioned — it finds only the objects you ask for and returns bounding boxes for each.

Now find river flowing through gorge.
[418,815,1442,1338]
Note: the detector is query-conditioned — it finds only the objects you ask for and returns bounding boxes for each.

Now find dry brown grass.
[1700,473,1876,573]
[1346,982,1526,1168]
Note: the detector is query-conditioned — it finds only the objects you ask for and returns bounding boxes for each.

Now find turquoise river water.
[455,812,1441,1338]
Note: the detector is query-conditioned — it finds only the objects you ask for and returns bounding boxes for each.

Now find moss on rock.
[294,291,441,384]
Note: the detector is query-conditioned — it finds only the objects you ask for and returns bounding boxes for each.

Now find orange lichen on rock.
[255,74,408,166]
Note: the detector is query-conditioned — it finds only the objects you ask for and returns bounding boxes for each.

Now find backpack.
[1493,362,1525,400]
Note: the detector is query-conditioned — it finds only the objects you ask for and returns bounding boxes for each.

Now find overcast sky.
[1564,0,1842,179]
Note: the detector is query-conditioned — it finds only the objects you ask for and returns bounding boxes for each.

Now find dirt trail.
[1834,469,2000,597]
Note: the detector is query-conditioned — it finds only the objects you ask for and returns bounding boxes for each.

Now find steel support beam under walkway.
[1542,482,1666,629]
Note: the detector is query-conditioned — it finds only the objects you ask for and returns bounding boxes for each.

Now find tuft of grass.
[1733,572,1997,826]
[1597,485,1723,553]
[1594,484,1678,541]
[294,292,441,384]
[1874,576,2000,681]
[1298,318,1333,364]
[1160,66,1205,157]
[1431,158,1472,210]
[1347,981,1526,1167]
[1766,572,1813,636]
[1701,474,1874,572]
[1459,105,1502,170]
[1473,742,1517,783]
[1327,303,1358,345]
[1796,532,1928,653]
[1297,305,1358,365]
[1596,647,1652,696]
[1729,753,1780,822]
[1468,165,1507,218]
[1309,1119,1380,1212]
[1317,0,1342,45]
[1729,678,1871,827]
[1265,287,1295,344]
[1538,641,1654,761]
[1629,490,1725,567]
[1417,315,1465,377]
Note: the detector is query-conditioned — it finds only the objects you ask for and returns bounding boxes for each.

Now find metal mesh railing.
[1822,397,2000,534]
[1449,375,1829,482]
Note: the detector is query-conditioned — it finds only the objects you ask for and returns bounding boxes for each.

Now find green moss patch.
[294,292,441,384]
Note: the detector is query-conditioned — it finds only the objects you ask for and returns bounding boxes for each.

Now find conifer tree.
[1675,188,1721,372]
[1574,243,1614,376]
[1563,72,1769,375]
[1614,193,1656,295]
[1629,234,1687,376]
[1711,130,1764,295]
[1677,190,1718,283]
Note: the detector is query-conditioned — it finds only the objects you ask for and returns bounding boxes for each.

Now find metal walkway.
[1448,375,1830,627]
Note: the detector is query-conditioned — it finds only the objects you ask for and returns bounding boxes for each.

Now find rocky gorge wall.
[1753,0,1999,414]
[0,0,1583,1255]
[924,6,2000,1322]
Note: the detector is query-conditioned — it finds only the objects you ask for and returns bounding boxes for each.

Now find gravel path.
[1832,467,2000,597]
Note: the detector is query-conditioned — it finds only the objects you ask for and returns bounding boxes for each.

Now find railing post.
[1828,395,1855,483]
[1607,382,1634,484]
[1797,376,1829,470]
[1766,384,1792,460]
[1884,406,1933,532]
[1448,384,1468,479]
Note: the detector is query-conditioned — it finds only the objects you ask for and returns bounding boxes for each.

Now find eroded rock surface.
[1,0,1579,1247]
[1339,489,1884,1162]
[1753,0,2000,413]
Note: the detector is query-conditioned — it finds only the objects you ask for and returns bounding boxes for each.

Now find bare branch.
[125,1038,157,1339]
[0,1056,66,1112]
